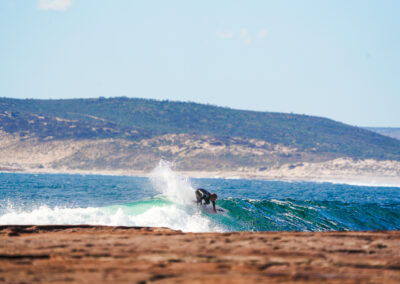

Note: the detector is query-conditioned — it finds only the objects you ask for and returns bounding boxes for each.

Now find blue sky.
[1,0,399,127]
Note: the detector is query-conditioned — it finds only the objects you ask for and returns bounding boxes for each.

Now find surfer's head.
[210,193,218,201]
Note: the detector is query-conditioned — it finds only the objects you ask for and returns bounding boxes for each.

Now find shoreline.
[1,225,399,283]
[1,167,400,187]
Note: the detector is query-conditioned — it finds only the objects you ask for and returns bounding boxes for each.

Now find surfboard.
[202,205,228,214]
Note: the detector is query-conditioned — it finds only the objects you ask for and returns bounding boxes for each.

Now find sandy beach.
[1,225,399,283]
[3,166,400,188]
[1,131,400,187]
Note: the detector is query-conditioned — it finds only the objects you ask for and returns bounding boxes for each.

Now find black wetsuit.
[195,188,212,205]
[196,188,217,212]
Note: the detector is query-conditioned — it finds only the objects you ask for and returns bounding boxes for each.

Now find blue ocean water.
[0,163,399,232]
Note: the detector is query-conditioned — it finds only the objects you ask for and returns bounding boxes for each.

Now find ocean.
[1,162,399,232]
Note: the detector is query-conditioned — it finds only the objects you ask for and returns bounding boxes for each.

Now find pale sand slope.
[184,158,400,186]
[0,131,399,186]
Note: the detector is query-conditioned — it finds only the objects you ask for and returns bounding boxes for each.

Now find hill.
[1,97,400,161]
[0,97,400,183]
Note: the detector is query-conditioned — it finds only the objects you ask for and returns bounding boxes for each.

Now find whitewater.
[1,161,400,232]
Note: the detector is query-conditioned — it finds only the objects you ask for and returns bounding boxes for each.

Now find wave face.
[216,198,400,231]
[1,161,400,232]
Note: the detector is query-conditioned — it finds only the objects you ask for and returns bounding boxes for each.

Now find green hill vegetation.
[1,97,400,161]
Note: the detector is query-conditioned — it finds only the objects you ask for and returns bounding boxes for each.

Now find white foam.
[286,178,400,188]
[319,179,400,188]
[0,204,224,233]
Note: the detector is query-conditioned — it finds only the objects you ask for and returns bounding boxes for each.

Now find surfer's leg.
[195,190,202,204]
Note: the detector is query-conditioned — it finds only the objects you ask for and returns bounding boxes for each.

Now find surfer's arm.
[212,201,216,213]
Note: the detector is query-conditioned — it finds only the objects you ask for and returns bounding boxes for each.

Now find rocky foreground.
[1,226,399,283]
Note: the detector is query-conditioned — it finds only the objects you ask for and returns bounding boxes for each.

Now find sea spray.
[149,160,195,204]
[146,160,224,231]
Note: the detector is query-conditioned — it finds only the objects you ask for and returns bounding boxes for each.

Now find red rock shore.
[1,225,399,283]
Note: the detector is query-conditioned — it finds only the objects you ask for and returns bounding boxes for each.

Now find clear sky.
[1,0,399,127]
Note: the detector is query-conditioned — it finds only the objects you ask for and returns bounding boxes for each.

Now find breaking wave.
[1,161,399,232]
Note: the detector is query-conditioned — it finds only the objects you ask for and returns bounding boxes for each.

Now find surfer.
[195,188,218,213]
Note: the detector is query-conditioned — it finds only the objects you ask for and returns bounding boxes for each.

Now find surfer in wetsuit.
[195,188,218,213]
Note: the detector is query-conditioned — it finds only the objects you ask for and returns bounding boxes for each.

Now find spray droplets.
[150,160,195,204]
